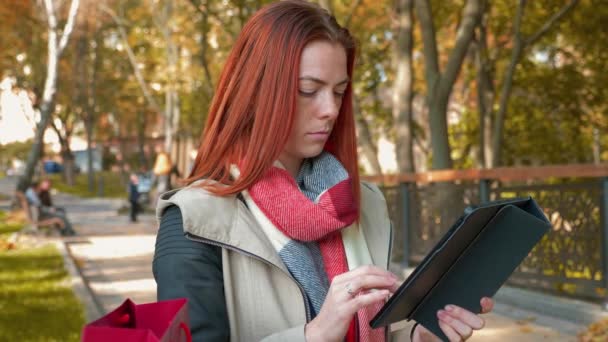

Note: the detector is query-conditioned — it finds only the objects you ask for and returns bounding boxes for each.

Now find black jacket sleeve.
[153,205,230,342]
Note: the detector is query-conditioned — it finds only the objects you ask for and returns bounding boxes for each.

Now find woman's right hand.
[304,265,400,342]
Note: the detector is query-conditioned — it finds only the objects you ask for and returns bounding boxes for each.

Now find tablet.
[370,197,550,341]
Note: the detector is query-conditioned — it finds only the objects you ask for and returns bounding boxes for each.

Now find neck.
[278,154,302,179]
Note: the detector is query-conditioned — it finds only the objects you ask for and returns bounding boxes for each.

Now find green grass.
[0,211,22,237]
[0,211,85,341]
[49,171,127,198]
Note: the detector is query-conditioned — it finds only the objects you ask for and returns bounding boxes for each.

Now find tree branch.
[43,0,58,32]
[57,0,80,54]
[526,0,579,46]
[99,3,162,114]
[415,0,440,95]
[50,118,65,145]
[186,0,235,38]
[343,0,363,29]
[491,0,525,167]
[392,0,415,173]
[439,0,482,97]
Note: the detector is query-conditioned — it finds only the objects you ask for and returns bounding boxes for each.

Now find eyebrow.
[299,76,350,86]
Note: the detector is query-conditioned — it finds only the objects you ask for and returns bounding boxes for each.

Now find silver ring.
[345,283,355,297]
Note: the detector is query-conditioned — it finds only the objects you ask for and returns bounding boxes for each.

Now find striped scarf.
[241,152,384,342]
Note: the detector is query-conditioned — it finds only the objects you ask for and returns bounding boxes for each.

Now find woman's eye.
[334,91,345,97]
[298,90,316,97]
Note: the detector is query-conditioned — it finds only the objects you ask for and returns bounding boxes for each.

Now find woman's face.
[279,40,348,175]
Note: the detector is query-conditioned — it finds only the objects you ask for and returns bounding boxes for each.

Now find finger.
[346,275,400,294]
[480,297,494,314]
[346,289,390,312]
[444,305,484,330]
[334,265,398,283]
[438,310,473,340]
[438,319,463,342]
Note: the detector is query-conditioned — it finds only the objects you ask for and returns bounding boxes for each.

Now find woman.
[153,1,493,341]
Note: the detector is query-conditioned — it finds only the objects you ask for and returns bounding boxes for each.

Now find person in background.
[167,164,182,191]
[128,173,141,223]
[38,179,65,215]
[25,181,76,236]
[153,145,172,196]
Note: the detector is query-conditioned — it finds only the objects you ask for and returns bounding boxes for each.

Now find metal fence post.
[479,179,490,204]
[601,178,608,310]
[400,182,410,269]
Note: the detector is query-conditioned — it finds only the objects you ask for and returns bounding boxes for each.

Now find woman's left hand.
[412,297,494,342]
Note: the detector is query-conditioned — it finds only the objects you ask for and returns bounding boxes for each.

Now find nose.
[319,91,340,119]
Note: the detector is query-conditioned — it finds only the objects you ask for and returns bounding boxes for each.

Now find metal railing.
[364,163,608,307]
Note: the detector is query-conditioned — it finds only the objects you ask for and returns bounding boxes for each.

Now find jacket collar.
[156,181,392,271]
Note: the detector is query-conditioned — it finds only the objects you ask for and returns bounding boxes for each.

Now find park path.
[0,175,583,341]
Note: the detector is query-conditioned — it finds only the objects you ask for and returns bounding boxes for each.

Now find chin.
[300,148,325,159]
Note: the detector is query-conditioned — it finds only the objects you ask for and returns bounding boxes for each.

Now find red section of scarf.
[249,167,385,342]
[249,168,358,238]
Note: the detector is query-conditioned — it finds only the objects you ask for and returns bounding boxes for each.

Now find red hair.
[187,0,360,206]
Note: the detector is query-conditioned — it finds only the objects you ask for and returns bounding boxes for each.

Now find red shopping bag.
[81,298,191,342]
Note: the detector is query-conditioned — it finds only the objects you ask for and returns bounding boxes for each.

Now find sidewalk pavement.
[0,176,594,340]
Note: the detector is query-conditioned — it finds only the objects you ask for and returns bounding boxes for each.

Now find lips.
[306,130,330,141]
[308,127,330,134]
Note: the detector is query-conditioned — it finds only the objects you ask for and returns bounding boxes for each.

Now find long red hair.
[187,0,360,207]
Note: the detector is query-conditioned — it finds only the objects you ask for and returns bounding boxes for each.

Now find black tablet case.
[369,197,551,341]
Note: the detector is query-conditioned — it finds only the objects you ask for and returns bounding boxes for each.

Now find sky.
[0,76,87,153]
[0,77,37,145]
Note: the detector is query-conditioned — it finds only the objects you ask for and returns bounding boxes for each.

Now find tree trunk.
[415,0,482,170]
[17,50,58,192]
[62,149,75,185]
[86,8,103,193]
[415,0,480,243]
[84,117,94,192]
[160,0,180,154]
[100,4,162,116]
[17,0,80,192]
[474,0,494,168]
[118,134,128,185]
[198,11,214,99]
[137,110,148,168]
[490,0,578,167]
[593,127,601,164]
[427,98,452,169]
[393,0,415,173]
[490,27,523,168]
[50,120,76,186]
[354,100,382,175]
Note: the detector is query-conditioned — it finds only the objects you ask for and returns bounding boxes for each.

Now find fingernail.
[445,305,455,312]
[437,310,449,323]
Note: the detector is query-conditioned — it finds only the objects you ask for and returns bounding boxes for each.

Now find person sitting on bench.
[24,181,76,236]
[38,179,66,215]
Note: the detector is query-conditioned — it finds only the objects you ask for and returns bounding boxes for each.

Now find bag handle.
[179,322,192,342]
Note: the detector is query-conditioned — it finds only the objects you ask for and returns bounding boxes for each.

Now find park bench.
[14,191,65,234]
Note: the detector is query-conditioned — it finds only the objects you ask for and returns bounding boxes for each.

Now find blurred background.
[1,0,608,341]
